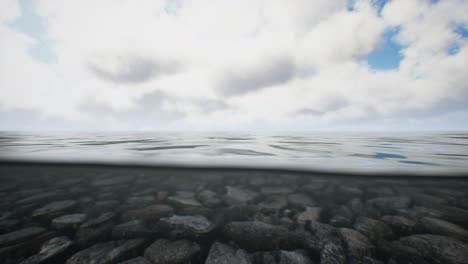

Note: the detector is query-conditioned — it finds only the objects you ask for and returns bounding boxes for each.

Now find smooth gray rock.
[112,220,157,239]
[118,257,152,264]
[0,219,21,233]
[223,221,311,251]
[225,186,258,204]
[167,195,202,207]
[258,196,288,212]
[76,224,113,247]
[66,239,148,264]
[421,216,468,243]
[260,187,294,195]
[158,215,215,239]
[287,193,316,209]
[259,250,313,264]
[143,239,200,264]
[19,236,74,264]
[198,190,222,207]
[16,192,64,206]
[366,196,410,214]
[122,204,173,222]
[338,228,375,260]
[91,176,133,187]
[81,212,117,229]
[32,200,77,220]
[0,227,46,247]
[353,217,395,242]
[296,207,322,225]
[380,215,419,236]
[205,242,251,264]
[51,214,87,231]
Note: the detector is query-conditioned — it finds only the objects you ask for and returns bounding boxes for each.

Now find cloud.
[87,54,181,84]
[0,0,467,131]
[218,57,296,96]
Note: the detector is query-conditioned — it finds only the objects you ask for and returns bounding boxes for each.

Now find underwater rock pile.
[1,164,468,264]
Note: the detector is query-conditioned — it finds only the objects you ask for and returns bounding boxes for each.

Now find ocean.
[0,131,467,263]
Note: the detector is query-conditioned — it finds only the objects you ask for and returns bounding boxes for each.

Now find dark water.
[1,131,468,174]
[0,132,468,263]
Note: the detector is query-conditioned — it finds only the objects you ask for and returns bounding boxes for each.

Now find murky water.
[1,131,468,174]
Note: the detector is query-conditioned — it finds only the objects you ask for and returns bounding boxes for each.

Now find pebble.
[143,239,200,264]
[205,241,251,264]
[66,239,148,264]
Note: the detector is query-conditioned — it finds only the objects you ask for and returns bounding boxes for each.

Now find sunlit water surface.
[1,132,467,174]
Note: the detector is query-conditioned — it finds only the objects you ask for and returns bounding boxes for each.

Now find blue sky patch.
[367,27,404,70]
[455,25,468,38]
[9,0,55,63]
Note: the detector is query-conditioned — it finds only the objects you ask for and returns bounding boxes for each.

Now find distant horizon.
[1,0,468,131]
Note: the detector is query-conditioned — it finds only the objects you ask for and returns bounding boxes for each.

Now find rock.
[0,219,21,233]
[366,196,410,214]
[51,214,87,232]
[205,242,251,264]
[308,221,341,246]
[223,221,310,251]
[296,207,322,225]
[177,207,214,218]
[123,196,156,210]
[112,220,157,239]
[81,212,117,229]
[260,187,294,195]
[0,227,46,247]
[218,205,258,223]
[225,186,258,204]
[258,250,313,264]
[0,211,14,221]
[118,257,152,264]
[66,239,148,264]
[338,228,375,260]
[167,195,202,207]
[287,193,316,209]
[258,196,288,212]
[380,215,419,236]
[16,192,64,206]
[410,193,447,207]
[157,215,215,239]
[75,213,117,247]
[320,243,346,264]
[366,187,394,197]
[388,234,468,264]
[32,200,77,221]
[0,231,57,262]
[197,190,222,207]
[329,205,353,227]
[122,205,173,222]
[329,215,352,228]
[353,217,395,242]
[421,217,468,243]
[143,239,200,264]
[19,236,74,264]
[75,223,114,248]
[88,200,120,215]
[91,176,133,187]
[348,256,384,264]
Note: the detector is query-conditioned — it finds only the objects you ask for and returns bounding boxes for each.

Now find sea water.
[0,132,467,263]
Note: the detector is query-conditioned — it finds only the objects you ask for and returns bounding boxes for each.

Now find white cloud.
[0,0,467,131]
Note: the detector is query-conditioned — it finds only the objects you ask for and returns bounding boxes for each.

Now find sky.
[0,0,468,131]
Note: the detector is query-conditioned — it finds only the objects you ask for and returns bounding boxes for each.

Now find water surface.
[1,132,467,174]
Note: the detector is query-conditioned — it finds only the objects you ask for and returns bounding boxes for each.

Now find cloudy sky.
[1,0,467,131]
